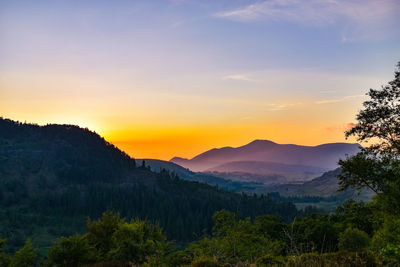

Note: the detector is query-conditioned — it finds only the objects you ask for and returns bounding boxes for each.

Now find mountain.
[139,157,373,214]
[205,160,328,181]
[265,168,374,201]
[0,118,300,253]
[170,140,361,177]
[136,158,266,192]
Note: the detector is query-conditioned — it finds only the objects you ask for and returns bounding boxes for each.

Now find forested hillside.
[0,118,302,254]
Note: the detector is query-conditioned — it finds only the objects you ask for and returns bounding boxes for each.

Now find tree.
[290,214,339,253]
[45,234,97,267]
[338,228,370,252]
[345,61,400,155]
[107,220,167,264]
[86,211,125,257]
[371,217,400,262]
[10,238,37,267]
[0,239,11,267]
[338,61,400,214]
[254,214,287,241]
[331,199,378,236]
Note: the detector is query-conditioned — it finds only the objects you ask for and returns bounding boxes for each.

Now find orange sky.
[1,0,398,160]
[0,69,388,160]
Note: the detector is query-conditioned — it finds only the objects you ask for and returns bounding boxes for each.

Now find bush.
[338,228,370,252]
[371,217,400,263]
[287,251,381,267]
[255,254,285,266]
[190,257,224,267]
[10,238,37,267]
[0,239,11,267]
[45,234,98,267]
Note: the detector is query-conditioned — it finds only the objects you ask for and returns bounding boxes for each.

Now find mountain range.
[170,140,360,181]
[140,158,374,203]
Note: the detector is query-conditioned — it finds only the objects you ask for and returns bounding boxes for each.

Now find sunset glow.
[1,0,399,160]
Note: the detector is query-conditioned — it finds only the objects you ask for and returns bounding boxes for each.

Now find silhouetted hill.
[136,158,265,192]
[170,140,361,176]
[0,118,301,253]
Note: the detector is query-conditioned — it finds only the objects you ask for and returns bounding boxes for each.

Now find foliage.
[255,254,285,266]
[338,228,370,252]
[338,62,400,215]
[107,219,167,264]
[9,238,37,267]
[289,214,338,253]
[330,199,380,236]
[190,257,225,267]
[87,212,125,257]
[0,239,11,267]
[344,62,400,155]
[45,234,98,267]
[371,217,400,263]
[44,212,168,266]
[186,210,285,265]
[287,250,381,267]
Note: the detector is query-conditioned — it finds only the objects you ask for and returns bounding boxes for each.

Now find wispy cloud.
[316,94,365,105]
[316,99,342,105]
[214,0,400,41]
[222,74,256,82]
[268,102,302,111]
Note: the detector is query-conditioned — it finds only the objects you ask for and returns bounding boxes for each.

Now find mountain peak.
[245,139,277,146]
[170,156,188,161]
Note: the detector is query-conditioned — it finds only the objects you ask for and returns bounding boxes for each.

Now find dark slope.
[170,140,360,172]
[0,118,300,252]
[136,158,264,192]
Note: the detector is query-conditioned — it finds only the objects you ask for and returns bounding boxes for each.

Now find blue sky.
[1,0,399,159]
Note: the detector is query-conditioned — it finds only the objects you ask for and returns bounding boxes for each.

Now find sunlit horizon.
[1,0,399,160]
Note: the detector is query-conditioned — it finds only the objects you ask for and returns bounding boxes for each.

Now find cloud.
[315,94,365,105]
[222,74,256,82]
[315,99,342,104]
[326,122,356,133]
[346,122,356,130]
[268,102,302,111]
[214,0,400,41]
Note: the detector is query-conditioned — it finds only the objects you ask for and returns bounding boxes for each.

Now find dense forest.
[1,63,400,266]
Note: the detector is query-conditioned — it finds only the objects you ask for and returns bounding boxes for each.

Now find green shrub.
[338,228,370,252]
[190,257,224,267]
[45,234,98,267]
[287,251,381,267]
[10,238,37,267]
[0,239,11,267]
[371,217,400,263]
[255,254,285,266]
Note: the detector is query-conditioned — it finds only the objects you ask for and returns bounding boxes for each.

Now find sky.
[1,0,399,160]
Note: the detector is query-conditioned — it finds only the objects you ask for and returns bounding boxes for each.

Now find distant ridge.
[170,140,361,175]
